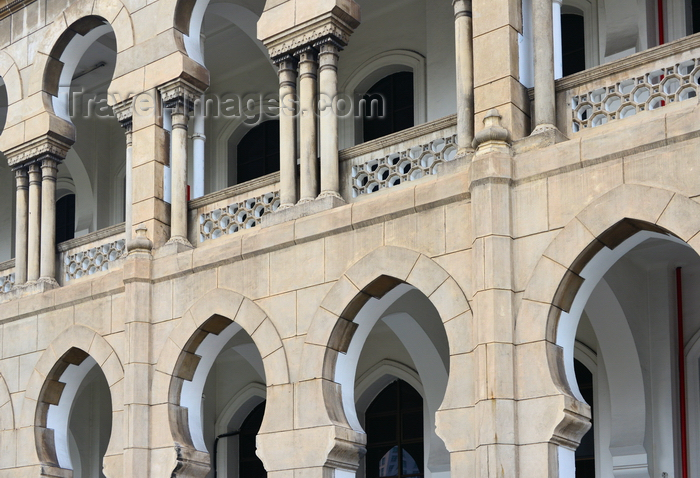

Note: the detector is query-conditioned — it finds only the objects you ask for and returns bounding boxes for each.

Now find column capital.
[453,0,472,18]
[263,12,357,60]
[13,166,28,182]
[158,78,204,114]
[113,99,134,132]
[5,136,70,169]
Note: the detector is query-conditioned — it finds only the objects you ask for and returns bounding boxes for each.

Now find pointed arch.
[19,325,124,475]
[152,287,289,478]
[0,371,13,432]
[514,183,700,475]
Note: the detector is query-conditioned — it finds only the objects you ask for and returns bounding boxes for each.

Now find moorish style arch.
[298,245,475,475]
[516,183,700,477]
[20,324,124,477]
[151,287,289,478]
[0,371,13,432]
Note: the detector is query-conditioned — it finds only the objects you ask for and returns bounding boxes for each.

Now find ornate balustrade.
[553,33,700,135]
[0,260,14,293]
[340,115,459,200]
[189,172,281,244]
[58,224,126,283]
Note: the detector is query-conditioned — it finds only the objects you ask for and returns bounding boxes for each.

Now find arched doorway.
[557,223,700,477]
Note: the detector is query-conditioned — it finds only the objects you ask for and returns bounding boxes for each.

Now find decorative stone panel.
[351,135,459,197]
[572,58,700,132]
[199,192,281,242]
[64,239,126,281]
[0,272,14,293]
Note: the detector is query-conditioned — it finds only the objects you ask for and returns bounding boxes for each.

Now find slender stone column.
[124,124,133,246]
[13,167,28,285]
[276,55,299,209]
[454,0,475,154]
[298,46,319,203]
[192,97,206,199]
[170,104,190,243]
[317,38,343,199]
[533,0,557,130]
[39,157,59,282]
[27,163,42,282]
[553,0,563,79]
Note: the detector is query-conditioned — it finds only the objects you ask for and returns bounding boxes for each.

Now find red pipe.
[677,267,688,478]
[658,0,665,45]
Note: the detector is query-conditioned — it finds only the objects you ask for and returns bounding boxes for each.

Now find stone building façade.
[0,0,698,478]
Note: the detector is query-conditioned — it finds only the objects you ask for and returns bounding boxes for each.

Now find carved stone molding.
[112,99,133,131]
[267,13,356,60]
[158,79,204,112]
[5,135,71,168]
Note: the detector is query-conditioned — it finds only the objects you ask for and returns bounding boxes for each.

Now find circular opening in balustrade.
[679,60,695,76]
[212,229,223,239]
[388,175,401,187]
[203,220,214,234]
[577,104,593,121]
[591,113,607,127]
[420,153,435,169]
[648,96,665,110]
[410,168,424,181]
[663,77,681,95]
[409,146,424,159]
[604,95,621,112]
[633,86,650,103]
[431,139,446,153]
[355,173,369,188]
[590,88,606,103]
[387,153,401,166]
[618,79,635,94]
[619,105,637,119]
[399,161,412,175]
[367,182,380,194]
[377,167,390,182]
[228,224,239,234]
[648,70,664,85]
[679,87,697,102]
[444,145,457,161]
[366,160,379,172]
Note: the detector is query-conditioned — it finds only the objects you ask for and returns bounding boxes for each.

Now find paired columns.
[271,34,346,209]
[9,140,69,288]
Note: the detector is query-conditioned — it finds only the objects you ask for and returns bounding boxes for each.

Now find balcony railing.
[189,172,281,244]
[555,33,700,136]
[340,115,459,200]
[58,224,126,283]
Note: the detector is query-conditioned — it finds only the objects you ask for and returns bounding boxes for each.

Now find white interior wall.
[0,158,14,261]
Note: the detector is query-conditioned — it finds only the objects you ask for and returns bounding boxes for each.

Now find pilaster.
[469,110,518,478]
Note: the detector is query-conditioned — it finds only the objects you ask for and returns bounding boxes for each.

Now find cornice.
[267,13,355,60]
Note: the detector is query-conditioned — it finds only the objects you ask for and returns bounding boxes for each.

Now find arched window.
[56,194,76,244]
[231,120,280,186]
[362,72,415,143]
[365,379,423,478]
[562,13,586,76]
[239,401,266,478]
[574,359,595,478]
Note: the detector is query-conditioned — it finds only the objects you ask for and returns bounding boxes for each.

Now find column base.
[1,278,59,303]
[158,235,194,257]
[37,277,60,289]
[515,124,568,154]
[317,190,344,201]
[262,195,346,228]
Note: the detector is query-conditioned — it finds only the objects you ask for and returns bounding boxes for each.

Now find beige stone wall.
[2,0,700,477]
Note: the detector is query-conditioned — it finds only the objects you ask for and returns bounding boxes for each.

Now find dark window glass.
[693,0,700,34]
[365,380,423,478]
[239,401,267,478]
[362,72,414,142]
[562,14,586,76]
[235,121,280,185]
[56,194,76,244]
[574,360,595,478]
